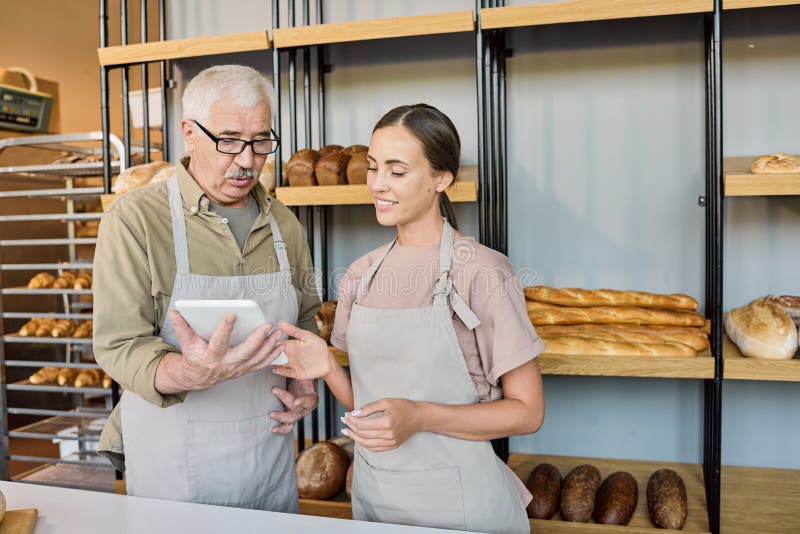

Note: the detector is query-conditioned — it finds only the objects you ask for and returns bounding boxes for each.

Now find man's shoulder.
[105,179,170,220]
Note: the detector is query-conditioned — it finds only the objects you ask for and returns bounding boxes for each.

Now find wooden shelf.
[723,335,800,382]
[724,0,800,9]
[328,346,349,368]
[721,464,800,534]
[724,156,800,197]
[480,0,712,30]
[276,166,478,207]
[272,11,474,48]
[97,32,271,67]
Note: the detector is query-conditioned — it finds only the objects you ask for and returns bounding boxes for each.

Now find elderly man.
[94,65,320,512]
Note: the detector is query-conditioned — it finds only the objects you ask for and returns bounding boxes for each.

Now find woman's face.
[366,125,451,227]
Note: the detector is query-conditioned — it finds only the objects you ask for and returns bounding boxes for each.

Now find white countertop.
[0,481,467,534]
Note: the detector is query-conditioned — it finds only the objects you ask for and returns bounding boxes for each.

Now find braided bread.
[541,336,697,357]
[525,286,698,311]
[527,301,706,327]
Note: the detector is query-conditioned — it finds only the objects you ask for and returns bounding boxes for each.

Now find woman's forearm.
[417,397,543,441]
[323,352,355,411]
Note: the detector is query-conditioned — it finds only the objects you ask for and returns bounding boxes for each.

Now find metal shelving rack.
[0,132,126,491]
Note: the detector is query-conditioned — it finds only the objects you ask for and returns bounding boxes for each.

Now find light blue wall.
[165,1,800,469]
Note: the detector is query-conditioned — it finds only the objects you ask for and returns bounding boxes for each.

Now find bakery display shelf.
[0,261,93,271]
[98,31,272,67]
[13,462,116,493]
[480,0,712,30]
[724,0,800,9]
[298,496,353,520]
[0,186,104,199]
[276,166,478,207]
[722,335,800,382]
[8,407,111,419]
[0,162,121,179]
[4,360,100,370]
[0,212,102,223]
[3,312,92,320]
[720,464,800,534]
[1,287,92,295]
[272,10,474,49]
[11,451,108,468]
[724,156,800,196]
[0,237,97,247]
[2,334,93,345]
[6,381,108,395]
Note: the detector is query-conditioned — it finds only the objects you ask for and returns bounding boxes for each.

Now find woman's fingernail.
[351,409,362,416]
[339,416,346,424]
[341,429,349,436]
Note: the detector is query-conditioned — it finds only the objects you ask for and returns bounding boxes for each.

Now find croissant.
[73,320,93,338]
[34,318,57,337]
[53,271,77,289]
[74,368,101,388]
[101,371,113,389]
[27,272,55,289]
[73,272,93,290]
[51,319,77,337]
[19,318,43,336]
[29,366,59,384]
[57,368,79,386]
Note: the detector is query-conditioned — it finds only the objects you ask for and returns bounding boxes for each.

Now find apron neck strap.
[355,237,397,304]
[433,220,481,330]
[267,214,292,273]
[167,175,190,275]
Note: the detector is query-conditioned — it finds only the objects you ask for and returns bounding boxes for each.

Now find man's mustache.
[226,168,257,179]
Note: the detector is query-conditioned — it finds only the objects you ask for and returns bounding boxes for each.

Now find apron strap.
[166,175,190,275]
[354,238,397,304]
[267,214,292,273]
[433,221,481,330]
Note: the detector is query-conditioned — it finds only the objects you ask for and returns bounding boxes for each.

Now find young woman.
[273,104,545,533]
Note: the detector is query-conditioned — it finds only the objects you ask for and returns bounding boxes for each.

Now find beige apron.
[347,221,530,533]
[120,176,299,512]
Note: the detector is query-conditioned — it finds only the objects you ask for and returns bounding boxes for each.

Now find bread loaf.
[114,161,172,194]
[647,469,687,530]
[345,462,354,500]
[527,301,706,327]
[536,323,709,338]
[327,435,354,463]
[315,301,337,344]
[525,463,562,519]
[750,153,800,174]
[541,335,697,357]
[343,144,368,156]
[296,441,350,500]
[535,327,708,352]
[526,286,699,311]
[560,464,601,522]
[594,471,638,526]
[53,271,76,289]
[315,151,351,186]
[318,144,344,157]
[725,299,798,359]
[27,272,55,289]
[29,366,58,385]
[287,149,320,187]
[346,152,369,185]
[765,295,800,326]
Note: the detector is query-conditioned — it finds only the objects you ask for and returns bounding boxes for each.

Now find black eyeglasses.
[192,120,280,155]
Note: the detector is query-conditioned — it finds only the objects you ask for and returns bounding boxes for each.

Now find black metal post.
[159,0,170,162]
[483,9,495,250]
[497,3,508,255]
[475,0,487,245]
[121,0,132,168]
[272,0,282,186]
[100,0,113,194]
[140,0,151,163]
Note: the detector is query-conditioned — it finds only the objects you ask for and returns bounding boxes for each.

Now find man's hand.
[158,310,285,393]
[269,321,332,380]
[269,379,319,434]
[341,398,422,453]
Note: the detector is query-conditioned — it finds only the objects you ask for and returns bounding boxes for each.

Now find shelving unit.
[723,336,800,381]
[0,133,117,488]
[724,156,800,196]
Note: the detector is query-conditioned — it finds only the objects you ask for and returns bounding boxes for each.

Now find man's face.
[182,97,271,207]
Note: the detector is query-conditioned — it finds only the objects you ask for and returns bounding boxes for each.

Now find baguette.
[535,324,709,351]
[540,335,698,357]
[525,286,698,311]
[527,301,706,327]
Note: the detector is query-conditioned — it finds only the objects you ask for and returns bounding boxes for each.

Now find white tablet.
[174,299,288,364]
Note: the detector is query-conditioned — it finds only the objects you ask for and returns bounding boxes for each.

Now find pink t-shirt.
[331,236,544,402]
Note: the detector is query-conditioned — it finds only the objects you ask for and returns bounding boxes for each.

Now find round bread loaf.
[560,464,601,522]
[287,148,320,186]
[647,469,687,529]
[343,144,368,156]
[114,161,172,194]
[316,151,351,186]
[327,435,353,463]
[296,441,349,500]
[346,152,369,184]
[526,463,562,519]
[593,471,638,526]
[346,462,354,500]
[319,144,344,157]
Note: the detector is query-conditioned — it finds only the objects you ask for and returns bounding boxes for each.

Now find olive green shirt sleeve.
[93,205,184,409]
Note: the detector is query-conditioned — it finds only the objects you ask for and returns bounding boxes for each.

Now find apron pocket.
[186,415,282,509]
[355,452,466,531]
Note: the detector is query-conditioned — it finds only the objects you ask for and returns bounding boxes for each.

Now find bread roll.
[53,271,76,288]
[287,149,320,186]
[526,463,562,519]
[527,301,706,327]
[725,299,798,359]
[343,144,368,156]
[18,318,42,337]
[74,320,93,338]
[29,366,59,385]
[296,441,349,500]
[27,272,55,289]
[315,301,337,344]
[647,469,688,530]
[750,153,800,174]
[102,371,113,389]
[541,335,697,357]
[73,272,92,290]
[765,295,800,326]
[148,163,176,185]
[57,368,79,386]
[74,368,101,388]
[535,327,708,352]
[34,318,57,337]
[594,472,638,526]
[51,319,77,337]
[114,161,172,194]
[315,151,351,186]
[318,144,344,157]
[560,464,601,522]
[525,286,698,311]
[346,152,369,185]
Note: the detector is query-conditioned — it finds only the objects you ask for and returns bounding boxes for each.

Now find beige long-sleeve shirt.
[94,162,320,467]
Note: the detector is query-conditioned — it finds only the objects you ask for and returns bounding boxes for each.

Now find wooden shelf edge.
[328,346,349,368]
[538,352,714,379]
[480,0,712,30]
[273,11,474,48]
[722,335,800,382]
[98,31,271,67]
[724,173,800,197]
[723,0,800,9]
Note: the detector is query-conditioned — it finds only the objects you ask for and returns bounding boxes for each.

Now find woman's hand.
[341,398,423,453]
[270,321,333,380]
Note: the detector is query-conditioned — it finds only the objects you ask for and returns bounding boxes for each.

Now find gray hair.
[182,65,276,125]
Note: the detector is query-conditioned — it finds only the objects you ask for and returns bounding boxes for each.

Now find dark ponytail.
[373,104,460,230]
